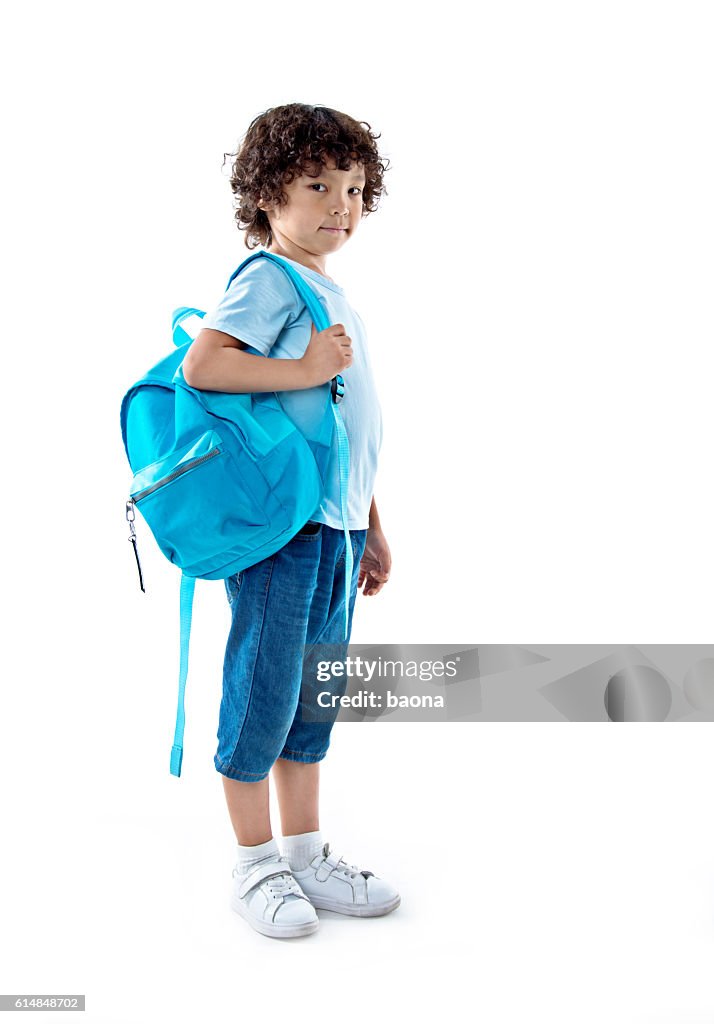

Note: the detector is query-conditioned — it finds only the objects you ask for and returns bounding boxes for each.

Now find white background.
[2,1,714,1021]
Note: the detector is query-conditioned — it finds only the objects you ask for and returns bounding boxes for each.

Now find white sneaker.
[291,842,401,918]
[231,854,319,939]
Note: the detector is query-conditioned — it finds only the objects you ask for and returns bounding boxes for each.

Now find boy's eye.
[309,183,363,195]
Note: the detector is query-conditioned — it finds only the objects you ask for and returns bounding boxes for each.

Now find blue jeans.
[215,522,368,782]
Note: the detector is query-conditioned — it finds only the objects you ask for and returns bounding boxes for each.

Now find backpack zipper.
[125,498,145,592]
[132,445,223,503]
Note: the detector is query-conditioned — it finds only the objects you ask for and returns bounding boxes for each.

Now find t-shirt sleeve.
[200,258,302,356]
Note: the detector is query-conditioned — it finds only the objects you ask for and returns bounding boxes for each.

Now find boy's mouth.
[320,227,347,233]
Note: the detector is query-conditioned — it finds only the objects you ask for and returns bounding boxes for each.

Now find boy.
[182,104,399,939]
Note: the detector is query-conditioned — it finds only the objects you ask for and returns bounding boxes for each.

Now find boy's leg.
[272,758,320,836]
[224,771,320,939]
[267,528,400,918]
[216,525,327,938]
[221,776,272,845]
[272,529,365,852]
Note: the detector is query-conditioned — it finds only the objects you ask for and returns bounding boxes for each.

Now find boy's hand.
[299,322,353,387]
[358,527,391,596]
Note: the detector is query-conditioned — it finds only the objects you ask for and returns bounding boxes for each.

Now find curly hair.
[222,103,390,250]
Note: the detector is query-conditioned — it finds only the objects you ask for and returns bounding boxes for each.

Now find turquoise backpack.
[119,251,352,778]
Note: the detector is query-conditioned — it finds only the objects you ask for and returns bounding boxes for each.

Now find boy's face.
[260,157,367,265]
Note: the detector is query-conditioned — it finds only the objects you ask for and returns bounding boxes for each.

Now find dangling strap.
[330,376,351,639]
[170,571,196,777]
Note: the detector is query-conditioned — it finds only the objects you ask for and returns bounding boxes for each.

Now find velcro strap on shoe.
[315,852,344,883]
[237,859,295,900]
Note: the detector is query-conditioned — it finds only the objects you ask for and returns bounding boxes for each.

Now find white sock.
[235,836,280,875]
[281,830,325,870]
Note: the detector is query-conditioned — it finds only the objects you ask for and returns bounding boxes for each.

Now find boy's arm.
[182,328,312,393]
[183,323,352,394]
[359,496,391,595]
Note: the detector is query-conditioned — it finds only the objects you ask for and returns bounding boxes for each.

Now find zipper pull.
[125,498,146,593]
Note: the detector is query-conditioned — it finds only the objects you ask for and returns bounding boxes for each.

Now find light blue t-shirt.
[201,251,383,530]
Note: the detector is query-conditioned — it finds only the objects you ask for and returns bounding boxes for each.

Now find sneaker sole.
[306,893,401,918]
[231,892,319,939]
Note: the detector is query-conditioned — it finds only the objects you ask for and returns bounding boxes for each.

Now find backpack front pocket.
[131,430,226,503]
[130,429,269,569]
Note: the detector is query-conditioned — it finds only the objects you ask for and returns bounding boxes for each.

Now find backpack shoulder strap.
[226,251,332,333]
[245,252,353,637]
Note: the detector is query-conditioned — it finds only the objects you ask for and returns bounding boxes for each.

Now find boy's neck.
[265,243,333,283]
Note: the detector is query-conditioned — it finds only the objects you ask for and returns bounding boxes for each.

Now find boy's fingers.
[363,570,389,595]
[358,566,390,594]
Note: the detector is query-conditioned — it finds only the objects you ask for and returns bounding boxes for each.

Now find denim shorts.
[215,522,368,782]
